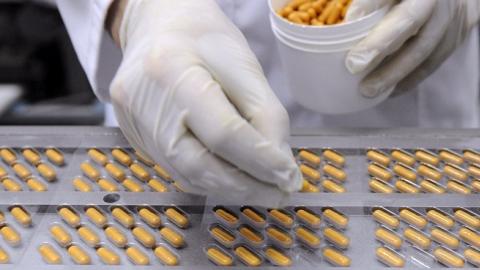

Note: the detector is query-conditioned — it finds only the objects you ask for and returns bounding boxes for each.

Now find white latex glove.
[346,0,480,98]
[109,0,302,205]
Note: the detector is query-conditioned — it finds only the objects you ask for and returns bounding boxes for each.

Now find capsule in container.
[111,149,132,166]
[206,245,233,266]
[295,208,321,229]
[164,207,189,229]
[454,209,480,229]
[264,246,292,266]
[159,226,185,248]
[301,179,320,193]
[323,226,349,249]
[393,164,417,182]
[111,207,135,229]
[464,248,480,266]
[298,149,321,167]
[0,148,16,165]
[213,207,238,227]
[122,178,144,192]
[300,164,320,181]
[447,180,471,194]
[375,227,402,249]
[391,150,416,167]
[0,225,21,247]
[238,225,264,246]
[376,246,405,267]
[458,227,480,248]
[45,148,64,166]
[268,209,294,229]
[105,163,126,182]
[296,226,321,249]
[130,163,150,182]
[417,164,442,181]
[439,150,464,166]
[368,163,392,182]
[323,247,351,267]
[395,180,419,194]
[97,246,120,265]
[125,245,149,265]
[77,225,101,247]
[323,149,345,167]
[369,178,394,194]
[132,226,156,248]
[266,225,293,248]
[153,164,172,181]
[322,179,346,193]
[426,209,455,230]
[80,162,100,181]
[0,247,8,264]
[50,224,72,247]
[87,149,108,166]
[403,227,431,250]
[234,245,262,267]
[104,225,128,248]
[323,164,347,182]
[323,208,348,229]
[67,245,91,265]
[241,206,266,227]
[464,149,480,165]
[73,177,92,192]
[148,179,168,192]
[38,243,62,264]
[58,207,81,228]
[37,163,56,182]
[10,206,31,227]
[22,149,40,165]
[468,164,480,178]
[420,180,446,194]
[372,208,400,230]
[399,208,427,229]
[367,149,391,167]
[138,207,162,228]
[97,178,118,192]
[26,178,47,192]
[430,227,460,250]
[12,163,31,180]
[433,247,464,268]
[415,149,440,166]
[209,224,236,247]
[444,164,468,182]
[85,207,107,228]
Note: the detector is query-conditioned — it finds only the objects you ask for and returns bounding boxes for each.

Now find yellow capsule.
[459,227,480,248]
[45,148,64,166]
[26,178,47,192]
[323,227,349,249]
[239,226,263,245]
[322,179,346,193]
[439,150,464,166]
[300,164,320,181]
[417,164,442,181]
[97,178,118,192]
[299,150,321,166]
[323,164,347,182]
[172,181,184,192]
[323,209,348,229]
[112,207,134,228]
[367,150,391,167]
[469,164,480,179]
[444,164,468,182]
[85,207,107,228]
[80,162,100,181]
[472,180,480,192]
[148,179,168,192]
[37,163,56,182]
[154,246,178,266]
[399,209,427,229]
[376,247,405,267]
[368,164,392,182]
[464,248,480,266]
[395,180,419,194]
[269,209,293,228]
[159,226,185,248]
[323,248,351,267]
[138,208,161,228]
[135,151,155,166]
[126,246,149,265]
[403,227,431,250]
[415,150,440,166]
[393,164,416,182]
[434,247,464,268]
[38,244,62,264]
[369,178,394,194]
[97,246,120,265]
[105,163,125,182]
[10,206,31,227]
[454,209,480,229]
[0,212,4,223]
[153,164,172,181]
[78,226,100,247]
[0,149,16,165]
[372,209,399,229]
[58,207,80,228]
[296,209,321,228]
[206,246,233,266]
[214,208,238,226]
[0,166,6,178]
[111,149,132,166]
[209,226,236,246]
[265,247,291,266]
[73,178,92,192]
[323,150,345,167]
[266,226,293,248]
[426,209,455,229]
[132,226,156,248]
[88,149,108,166]
[22,149,41,165]
[0,226,20,247]
[465,150,480,165]
[447,180,471,194]
[50,225,72,247]
[235,246,262,267]
[130,163,150,182]
[13,163,31,180]
[241,207,266,226]
[301,179,320,193]
[296,227,321,248]
[375,227,402,249]
[2,178,22,192]
[122,178,144,192]
[420,180,446,194]
[105,226,128,247]
[0,247,8,264]
[431,228,460,249]
[391,150,416,167]
[165,207,189,229]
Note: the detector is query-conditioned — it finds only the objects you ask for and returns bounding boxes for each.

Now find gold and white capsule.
[369,178,394,194]
[367,150,391,167]
[299,150,321,166]
[372,209,400,229]
[88,149,108,166]
[323,150,345,167]
[454,209,480,229]
[399,209,427,229]
[22,149,41,165]
[45,148,64,166]
[368,163,392,182]
[50,224,72,247]
[58,207,80,228]
[439,150,464,166]
[130,163,150,182]
[73,177,92,192]
[85,207,107,228]
[111,149,132,166]
[138,208,162,228]
[38,244,62,264]
[80,162,100,181]
[391,150,416,167]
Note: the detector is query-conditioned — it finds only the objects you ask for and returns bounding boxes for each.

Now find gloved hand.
[345,0,480,98]
[108,0,302,204]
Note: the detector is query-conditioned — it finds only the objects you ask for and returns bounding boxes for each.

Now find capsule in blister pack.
[372,208,400,230]
[205,245,234,266]
[295,207,321,229]
[209,224,236,248]
[376,246,405,267]
[266,225,293,249]
[323,208,348,229]
[240,206,266,228]
[268,209,294,229]
[213,206,239,228]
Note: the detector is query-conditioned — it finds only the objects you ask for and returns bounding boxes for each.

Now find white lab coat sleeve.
[56,0,122,102]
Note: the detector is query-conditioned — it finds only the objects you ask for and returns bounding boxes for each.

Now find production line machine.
[0,126,478,269]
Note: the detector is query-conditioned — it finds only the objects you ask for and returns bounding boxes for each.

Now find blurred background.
[0,0,104,125]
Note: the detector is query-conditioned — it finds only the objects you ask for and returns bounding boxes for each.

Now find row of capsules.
[297,149,348,193]
[0,147,64,192]
[367,148,480,194]
[0,206,35,263]
[39,204,190,265]
[277,0,352,26]
[372,206,480,267]
[207,205,351,267]
[75,148,178,193]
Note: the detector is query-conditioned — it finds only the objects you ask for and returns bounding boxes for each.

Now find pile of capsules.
[372,207,480,268]
[277,0,352,26]
[75,148,179,193]
[0,148,64,192]
[40,205,189,265]
[367,149,480,194]
[206,206,351,267]
[0,206,34,263]
[297,149,348,193]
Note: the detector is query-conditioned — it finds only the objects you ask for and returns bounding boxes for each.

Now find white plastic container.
[269,0,391,114]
